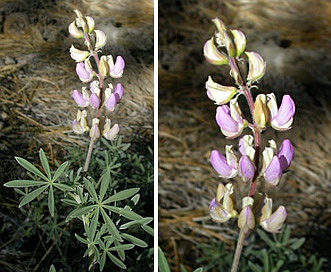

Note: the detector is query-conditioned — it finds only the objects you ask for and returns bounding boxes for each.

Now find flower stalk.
[204,18,296,271]
[69,10,125,172]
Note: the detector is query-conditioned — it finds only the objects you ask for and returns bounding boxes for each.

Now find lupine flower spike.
[204,18,296,272]
[69,10,126,172]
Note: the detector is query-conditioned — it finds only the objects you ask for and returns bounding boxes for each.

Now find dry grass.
[0,0,153,177]
[0,1,153,270]
[159,0,331,270]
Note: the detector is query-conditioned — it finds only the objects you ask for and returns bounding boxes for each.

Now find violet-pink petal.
[239,155,255,182]
[105,94,117,111]
[274,95,295,126]
[90,93,100,109]
[72,90,88,107]
[265,156,282,184]
[209,198,220,209]
[278,139,294,171]
[113,56,125,75]
[76,62,90,80]
[265,206,287,232]
[210,150,234,177]
[216,105,238,133]
[114,83,124,100]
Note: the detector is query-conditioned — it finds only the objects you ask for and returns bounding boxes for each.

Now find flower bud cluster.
[69,10,125,142]
[205,18,296,234]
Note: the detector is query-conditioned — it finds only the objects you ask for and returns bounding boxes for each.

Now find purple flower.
[108,56,125,78]
[209,183,238,223]
[210,147,238,178]
[72,89,89,107]
[114,83,124,101]
[264,156,282,186]
[216,103,245,138]
[76,61,93,83]
[278,139,294,171]
[209,198,234,223]
[104,83,124,111]
[260,197,287,233]
[239,135,255,160]
[103,119,119,141]
[89,93,100,109]
[268,94,295,131]
[89,118,100,139]
[238,197,255,234]
[105,93,117,111]
[72,110,88,134]
[238,155,255,183]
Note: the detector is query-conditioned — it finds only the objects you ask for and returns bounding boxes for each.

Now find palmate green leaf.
[120,217,153,229]
[100,208,122,241]
[84,178,98,202]
[49,264,56,272]
[275,259,285,270]
[121,233,147,248]
[141,224,154,236]
[61,198,80,207]
[4,180,47,188]
[106,252,126,269]
[102,188,140,204]
[48,186,54,217]
[281,225,291,243]
[248,261,263,272]
[104,205,142,220]
[290,237,305,251]
[53,183,73,192]
[15,157,48,181]
[130,194,140,206]
[257,229,276,251]
[99,172,110,202]
[88,208,99,240]
[52,161,69,181]
[66,205,97,221]
[109,244,134,251]
[112,240,125,261]
[75,233,89,245]
[19,184,49,207]
[39,149,51,180]
[100,252,106,271]
[262,249,269,272]
[158,247,171,272]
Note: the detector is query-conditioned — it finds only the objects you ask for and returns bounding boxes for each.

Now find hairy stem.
[81,33,104,172]
[83,137,95,172]
[231,229,246,272]
[249,128,261,197]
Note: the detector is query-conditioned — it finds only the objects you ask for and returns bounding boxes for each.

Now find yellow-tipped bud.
[99,55,109,78]
[254,94,269,129]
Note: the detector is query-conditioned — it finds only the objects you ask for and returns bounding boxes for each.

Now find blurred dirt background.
[159,0,331,271]
[0,0,153,270]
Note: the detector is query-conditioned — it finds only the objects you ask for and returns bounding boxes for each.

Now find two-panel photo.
[0,0,330,271]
